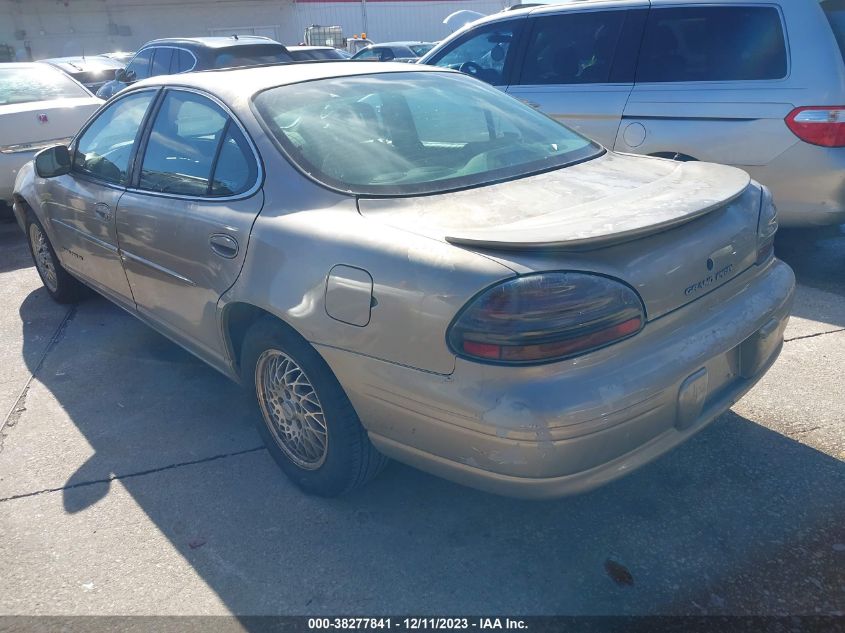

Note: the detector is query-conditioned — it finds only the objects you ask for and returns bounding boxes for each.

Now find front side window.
[139,91,245,196]
[253,71,599,196]
[72,91,156,184]
[637,6,787,82]
[0,65,90,105]
[430,21,522,86]
[125,49,154,81]
[518,11,626,85]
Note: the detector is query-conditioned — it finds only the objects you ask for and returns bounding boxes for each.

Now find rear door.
[115,88,263,363]
[506,7,647,148]
[618,5,795,164]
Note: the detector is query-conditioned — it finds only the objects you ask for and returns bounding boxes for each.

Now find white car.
[0,63,101,208]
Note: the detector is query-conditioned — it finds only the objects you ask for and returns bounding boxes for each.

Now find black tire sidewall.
[242,319,372,497]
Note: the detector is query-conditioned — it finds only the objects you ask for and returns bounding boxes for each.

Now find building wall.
[0,0,508,61]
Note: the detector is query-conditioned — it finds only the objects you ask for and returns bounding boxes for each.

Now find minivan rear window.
[822,0,845,65]
[637,6,787,82]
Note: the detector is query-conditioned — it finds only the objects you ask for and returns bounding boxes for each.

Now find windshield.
[213,44,292,68]
[0,65,90,106]
[253,71,600,196]
[822,0,845,64]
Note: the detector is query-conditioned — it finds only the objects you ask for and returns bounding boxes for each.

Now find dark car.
[95,36,292,99]
[350,42,435,63]
[287,46,350,61]
[40,56,126,93]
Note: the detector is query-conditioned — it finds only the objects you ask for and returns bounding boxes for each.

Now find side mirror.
[35,145,71,178]
[115,68,135,83]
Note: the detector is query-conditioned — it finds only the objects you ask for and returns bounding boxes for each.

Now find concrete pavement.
[0,221,843,615]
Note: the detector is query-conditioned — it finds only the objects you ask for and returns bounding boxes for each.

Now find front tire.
[26,216,83,304]
[241,317,388,496]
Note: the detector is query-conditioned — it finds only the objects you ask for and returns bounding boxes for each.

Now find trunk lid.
[0,98,101,147]
[358,152,761,320]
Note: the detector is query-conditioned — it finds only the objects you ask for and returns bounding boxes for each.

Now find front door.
[506,8,647,148]
[115,89,263,364]
[44,89,158,305]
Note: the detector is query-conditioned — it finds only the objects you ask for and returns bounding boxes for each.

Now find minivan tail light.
[447,273,646,365]
[784,106,845,147]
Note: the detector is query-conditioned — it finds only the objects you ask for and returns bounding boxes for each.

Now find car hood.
[0,97,102,147]
[357,152,750,250]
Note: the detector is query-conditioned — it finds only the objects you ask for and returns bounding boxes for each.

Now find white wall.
[0,0,509,61]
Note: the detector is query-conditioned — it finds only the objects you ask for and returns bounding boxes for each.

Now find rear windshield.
[0,65,90,106]
[213,44,292,69]
[409,44,434,57]
[822,0,845,64]
[253,71,600,196]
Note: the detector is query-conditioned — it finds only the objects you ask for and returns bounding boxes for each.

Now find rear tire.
[25,215,83,304]
[241,317,388,496]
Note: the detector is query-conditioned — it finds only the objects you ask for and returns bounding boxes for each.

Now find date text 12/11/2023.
[307,618,528,630]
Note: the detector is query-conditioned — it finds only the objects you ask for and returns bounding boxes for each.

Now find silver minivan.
[420,0,845,227]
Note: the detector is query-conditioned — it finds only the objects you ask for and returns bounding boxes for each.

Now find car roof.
[142,36,284,50]
[129,60,449,103]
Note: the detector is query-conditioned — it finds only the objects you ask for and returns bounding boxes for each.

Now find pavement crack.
[784,327,845,343]
[0,445,267,504]
[0,305,77,450]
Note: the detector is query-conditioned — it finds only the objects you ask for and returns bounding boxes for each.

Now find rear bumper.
[318,259,795,499]
[745,143,845,227]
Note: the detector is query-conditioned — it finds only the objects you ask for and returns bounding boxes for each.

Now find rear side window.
[637,6,787,82]
[212,44,292,68]
[822,0,845,65]
[518,11,626,85]
[139,90,256,197]
[150,48,173,77]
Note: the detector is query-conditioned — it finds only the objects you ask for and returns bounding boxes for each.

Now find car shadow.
[15,289,845,616]
[776,225,845,328]
[0,219,33,275]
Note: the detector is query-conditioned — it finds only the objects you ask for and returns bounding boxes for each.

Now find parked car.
[95,36,292,99]
[13,63,794,498]
[351,41,434,62]
[41,56,126,93]
[287,46,350,61]
[0,63,101,210]
[100,51,136,65]
[421,0,845,227]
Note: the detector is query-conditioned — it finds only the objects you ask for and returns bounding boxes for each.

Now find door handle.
[209,233,238,259]
[93,202,112,221]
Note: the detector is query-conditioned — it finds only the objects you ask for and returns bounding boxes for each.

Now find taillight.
[447,273,645,365]
[785,106,845,147]
[756,185,778,265]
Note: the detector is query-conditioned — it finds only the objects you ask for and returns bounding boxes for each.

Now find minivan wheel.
[26,217,82,304]
[241,317,388,496]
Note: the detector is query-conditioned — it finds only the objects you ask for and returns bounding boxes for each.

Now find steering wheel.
[458,61,484,77]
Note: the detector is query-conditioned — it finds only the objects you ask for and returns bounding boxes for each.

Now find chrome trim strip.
[50,218,119,253]
[120,249,196,286]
